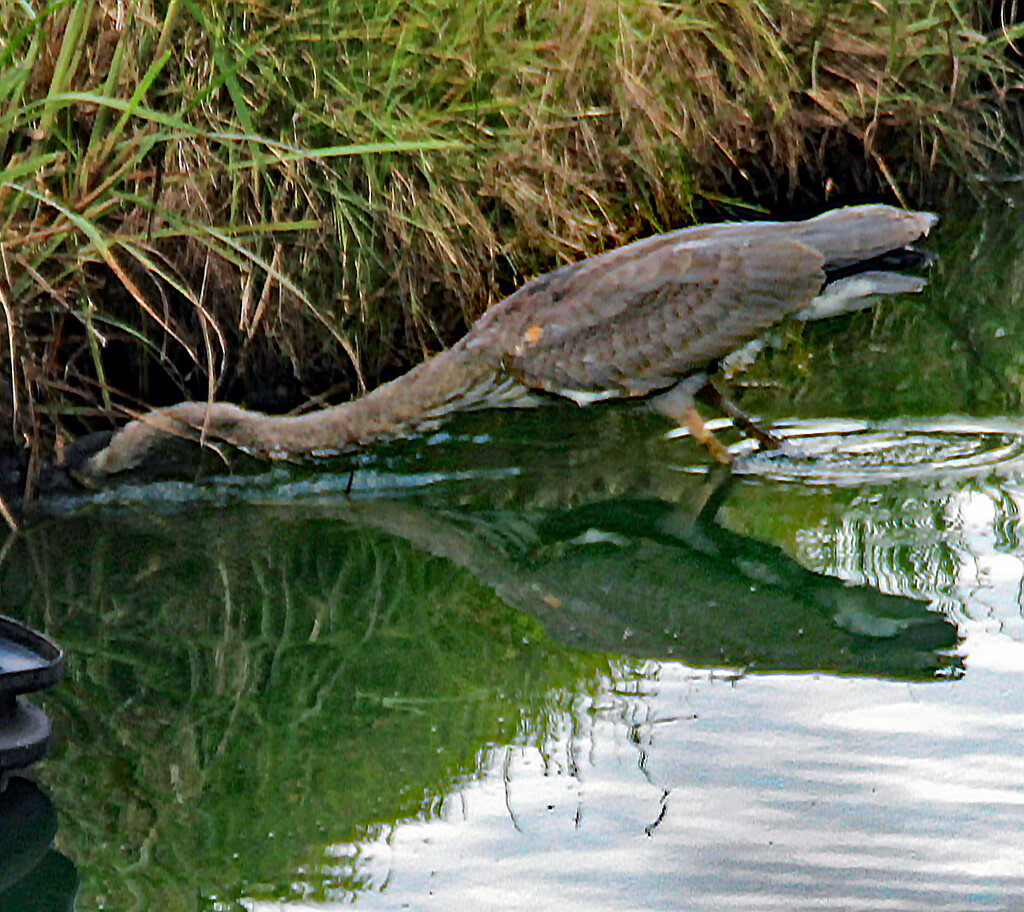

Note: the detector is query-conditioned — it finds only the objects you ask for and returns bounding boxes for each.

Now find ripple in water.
[686,417,1024,485]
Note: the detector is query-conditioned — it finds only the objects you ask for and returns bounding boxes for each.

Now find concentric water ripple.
[724,416,1024,484]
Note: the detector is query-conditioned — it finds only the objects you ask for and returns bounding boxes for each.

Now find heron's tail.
[791,205,937,320]
[789,204,937,268]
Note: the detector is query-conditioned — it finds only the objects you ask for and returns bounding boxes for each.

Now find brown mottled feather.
[465,204,934,400]
[490,238,821,396]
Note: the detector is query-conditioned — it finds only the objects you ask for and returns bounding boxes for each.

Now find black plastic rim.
[0,617,64,699]
[0,698,52,774]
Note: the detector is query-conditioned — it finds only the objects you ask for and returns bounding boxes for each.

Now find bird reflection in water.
[339,469,961,682]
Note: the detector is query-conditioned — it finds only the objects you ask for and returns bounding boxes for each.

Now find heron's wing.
[472,235,824,398]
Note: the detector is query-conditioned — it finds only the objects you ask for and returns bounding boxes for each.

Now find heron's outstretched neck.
[84,341,500,476]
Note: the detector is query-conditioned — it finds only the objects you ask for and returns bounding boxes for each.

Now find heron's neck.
[84,342,506,475]
[274,341,500,455]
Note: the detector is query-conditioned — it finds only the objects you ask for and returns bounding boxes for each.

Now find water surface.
[1,200,1023,911]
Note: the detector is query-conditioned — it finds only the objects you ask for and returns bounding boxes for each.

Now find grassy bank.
[1,0,1021,465]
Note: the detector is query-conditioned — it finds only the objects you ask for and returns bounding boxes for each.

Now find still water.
[2,201,1023,911]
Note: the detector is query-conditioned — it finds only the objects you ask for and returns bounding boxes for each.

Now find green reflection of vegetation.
[728,480,965,599]
[2,512,602,911]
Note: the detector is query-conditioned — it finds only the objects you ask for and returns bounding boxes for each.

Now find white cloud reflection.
[242,653,1023,912]
[242,479,1024,912]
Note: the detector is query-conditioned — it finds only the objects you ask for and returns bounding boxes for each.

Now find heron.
[81,204,936,477]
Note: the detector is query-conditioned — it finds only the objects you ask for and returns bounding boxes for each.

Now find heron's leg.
[692,463,736,523]
[655,464,736,551]
[650,376,733,466]
[697,378,782,451]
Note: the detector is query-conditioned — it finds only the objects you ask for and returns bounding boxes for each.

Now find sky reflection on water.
[255,656,1023,912]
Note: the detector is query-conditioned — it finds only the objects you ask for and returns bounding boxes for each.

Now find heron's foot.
[696,379,782,452]
[650,377,734,466]
[681,408,734,466]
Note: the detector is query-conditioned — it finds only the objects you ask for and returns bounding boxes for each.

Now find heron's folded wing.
[488,235,824,397]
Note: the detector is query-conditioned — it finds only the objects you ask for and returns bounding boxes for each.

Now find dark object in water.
[0,777,77,912]
[81,205,936,477]
[0,431,113,518]
[0,617,64,780]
